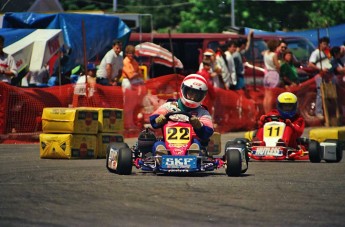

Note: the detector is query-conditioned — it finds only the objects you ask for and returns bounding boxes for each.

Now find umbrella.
[135,42,183,69]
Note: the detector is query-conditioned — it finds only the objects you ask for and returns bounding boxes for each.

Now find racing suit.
[255,109,305,149]
[150,99,214,151]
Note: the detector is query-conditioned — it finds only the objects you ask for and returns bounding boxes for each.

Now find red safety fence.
[1,74,344,143]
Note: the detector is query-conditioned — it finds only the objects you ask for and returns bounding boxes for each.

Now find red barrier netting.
[1,74,344,143]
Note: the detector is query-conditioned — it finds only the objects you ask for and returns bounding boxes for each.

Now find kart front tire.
[106,142,129,173]
[225,149,242,177]
[116,147,133,175]
[309,140,321,163]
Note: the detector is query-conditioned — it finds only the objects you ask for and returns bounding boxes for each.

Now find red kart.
[247,115,309,161]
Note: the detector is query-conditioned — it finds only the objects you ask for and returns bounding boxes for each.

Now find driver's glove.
[258,115,267,128]
[190,116,202,129]
[155,114,167,126]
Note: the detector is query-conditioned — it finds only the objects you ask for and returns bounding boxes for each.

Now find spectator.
[74,62,97,96]
[0,35,18,84]
[50,46,71,86]
[122,45,145,129]
[232,29,254,90]
[216,44,236,90]
[276,39,288,62]
[196,58,215,113]
[308,36,331,120]
[27,64,49,87]
[263,39,280,113]
[225,40,240,90]
[280,49,299,87]
[121,45,144,91]
[330,46,345,76]
[96,39,123,86]
[199,49,222,88]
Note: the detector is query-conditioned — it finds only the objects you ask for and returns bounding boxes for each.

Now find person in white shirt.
[96,39,123,86]
[0,35,18,84]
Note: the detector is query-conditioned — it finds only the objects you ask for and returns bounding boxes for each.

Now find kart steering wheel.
[263,115,285,122]
[165,111,192,122]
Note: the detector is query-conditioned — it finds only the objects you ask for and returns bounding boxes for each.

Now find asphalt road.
[0,129,345,227]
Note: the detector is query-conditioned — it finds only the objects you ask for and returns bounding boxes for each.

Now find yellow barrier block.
[309,127,345,143]
[97,133,125,158]
[42,108,98,134]
[40,133,98,159]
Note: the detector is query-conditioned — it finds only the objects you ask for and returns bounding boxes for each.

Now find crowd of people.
[1,33,345,122]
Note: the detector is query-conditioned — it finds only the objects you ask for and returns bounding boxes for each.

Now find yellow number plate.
[165,127,191,144]
[263,124,284,138]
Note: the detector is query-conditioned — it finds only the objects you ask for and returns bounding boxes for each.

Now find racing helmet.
[180,74,208,108]
[277,92,298,119]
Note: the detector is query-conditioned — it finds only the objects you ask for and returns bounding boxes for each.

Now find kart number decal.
[166,127,190,143]
[255,147,282,156]
[264,125,284,138]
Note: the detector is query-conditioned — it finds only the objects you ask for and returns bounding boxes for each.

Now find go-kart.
[106,111,248,176]
[236,115,343,162]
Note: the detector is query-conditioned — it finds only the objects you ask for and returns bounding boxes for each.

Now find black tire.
[309,139,322,163]
[225,149,242,177]
[116,147,133,175]
[324,139,343,163]
[225,139,249,166]
[106,142,129,173]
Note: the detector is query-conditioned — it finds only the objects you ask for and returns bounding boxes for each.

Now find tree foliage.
[60,0,345,33]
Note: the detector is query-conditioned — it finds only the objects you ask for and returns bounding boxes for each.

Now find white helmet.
[180,74,208,108]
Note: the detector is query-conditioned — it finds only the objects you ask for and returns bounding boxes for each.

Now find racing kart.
[106,111,248,176]
[232,115,343,162]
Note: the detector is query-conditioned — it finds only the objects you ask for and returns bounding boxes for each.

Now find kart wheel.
[225,139,249,167]
[324,139,343,163]
[106,142,129,173]
[116,147,133,175]
[308,140,321,163]
[225,149,242,177]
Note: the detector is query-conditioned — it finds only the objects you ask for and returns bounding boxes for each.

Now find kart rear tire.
[324,139,343,163]
[106,142,129,173]
[225,149,242,177]
[309,140,322,163]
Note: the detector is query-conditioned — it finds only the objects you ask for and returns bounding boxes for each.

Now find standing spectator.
[330,46,345,76]
[263,39,280,113]
[196,58,215,113]
[216,44,236,90]
[280,49,299,87]
[225,40,239,90]
[199,49,222,88]
[96,39,123,86]
[0,35,18,84]
[276,39,288,61]
[308,36,331,120]
[232,29,254,90]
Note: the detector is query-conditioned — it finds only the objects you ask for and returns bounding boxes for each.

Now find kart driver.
[255,92,305,149]
[149,74,214,154]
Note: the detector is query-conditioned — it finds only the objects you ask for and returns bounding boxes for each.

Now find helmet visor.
[278,103,295,112]
[182,85,207,102]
